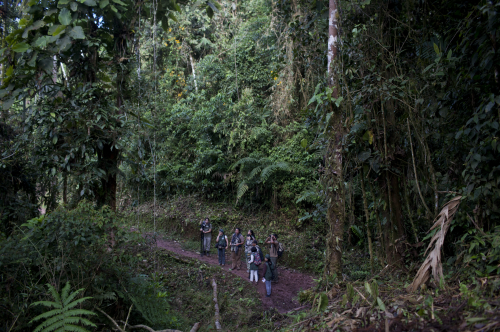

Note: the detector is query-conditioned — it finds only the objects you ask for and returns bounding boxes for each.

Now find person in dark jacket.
[262,254,274,297]
[216,229,228,266]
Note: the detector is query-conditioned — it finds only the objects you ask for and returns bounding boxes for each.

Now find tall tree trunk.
[324,0,344,277]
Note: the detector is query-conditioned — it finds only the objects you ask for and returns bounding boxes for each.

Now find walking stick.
[200,230,204,256]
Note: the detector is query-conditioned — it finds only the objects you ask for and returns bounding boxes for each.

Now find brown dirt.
[154,236,314,313]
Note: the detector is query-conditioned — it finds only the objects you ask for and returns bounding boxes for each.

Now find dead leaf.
[407,196,461,292]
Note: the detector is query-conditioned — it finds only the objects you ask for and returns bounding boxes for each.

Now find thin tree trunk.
[407,118,432,218]
[324,0,344,277]
[63,173,67,205]
[402,172,418,242]
[360,170,374,273]
[189,54,198,92]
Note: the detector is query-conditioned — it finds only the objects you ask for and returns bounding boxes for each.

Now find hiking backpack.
[254,252,262,266]
[257,247,264,262]
[277,242,285,258]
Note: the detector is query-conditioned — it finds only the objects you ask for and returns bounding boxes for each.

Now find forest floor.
[153,235,314,313]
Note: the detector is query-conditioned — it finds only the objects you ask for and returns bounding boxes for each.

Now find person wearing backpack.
[262,254,274,297]
[252,240,264,263]
[244,233,255,274]
[248,247,260,284]
[199,218,212,256]
[230,228,245,270]
[265,233,279,282]
[215,229,228,266]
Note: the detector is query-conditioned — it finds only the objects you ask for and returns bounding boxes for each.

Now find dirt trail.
[155,237,314,313]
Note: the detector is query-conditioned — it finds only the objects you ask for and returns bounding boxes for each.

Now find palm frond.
[407,196,462,292]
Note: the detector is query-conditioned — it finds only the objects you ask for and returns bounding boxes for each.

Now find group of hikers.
[199,218,282,298]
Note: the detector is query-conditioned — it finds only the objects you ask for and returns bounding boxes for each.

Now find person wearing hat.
[262,254,274,297]
[215,229,229,266]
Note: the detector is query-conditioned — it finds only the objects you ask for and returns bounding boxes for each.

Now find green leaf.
[111,0,126,5]
[49,24,67,36]
[59,8,72,25]
[206,6,213,18]
[300,138,307,149]
[68,26,85,39]
[58,0,70,4]
[110,4,117,12]
[168,12,178,22]
[12,43,30,53]
[99,0,109,8]
[83,0,97,6]
[433,43,440,55]
[70,2,78,11]
[2,98,15,110]
[207,2,219,13]
[376,297,386,311]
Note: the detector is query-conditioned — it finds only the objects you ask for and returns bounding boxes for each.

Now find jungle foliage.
[1,0,500,329]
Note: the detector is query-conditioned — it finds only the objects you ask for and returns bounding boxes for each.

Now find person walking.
[262,254,274,297]
[248,247,259,284]
[230,228,244,270]
[265,233,279,282]
[244,231,255,273]
[215,229,228,266]
[199,218,212,256]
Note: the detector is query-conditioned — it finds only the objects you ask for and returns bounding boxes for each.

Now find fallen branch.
[407,196,462,292]
[189,322,201,332]
[353,287,371,306]
[97,307,187,332]
[212,278,222,330]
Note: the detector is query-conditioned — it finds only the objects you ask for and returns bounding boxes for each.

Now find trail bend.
[154,236,314,313]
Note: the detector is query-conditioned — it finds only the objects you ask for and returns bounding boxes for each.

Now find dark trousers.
[270,257,278,281]
[218,249,226,265]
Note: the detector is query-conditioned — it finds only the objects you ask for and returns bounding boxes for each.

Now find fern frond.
[46,284,62,305]
[59,324,93,332]
[31,301,62,310]
[34,317,66,332]
[229,157,258,170]
[30,309,64,323]
[63,297,93,309]
[56,317,96,327]
[62,289,85,307]
[247,166,262,181]
[31,283,95,332]
[236,181,249,201]
[60,282,71,303]
[296,189,322,204]
[260,162,290,182]
[62,309,97,318]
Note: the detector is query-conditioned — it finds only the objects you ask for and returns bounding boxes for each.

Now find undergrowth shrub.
[0,200,180,331]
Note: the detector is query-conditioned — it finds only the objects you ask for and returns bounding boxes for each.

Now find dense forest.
[1,0,499,329]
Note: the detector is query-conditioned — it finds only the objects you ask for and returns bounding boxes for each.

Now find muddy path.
[154,236,314,313]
